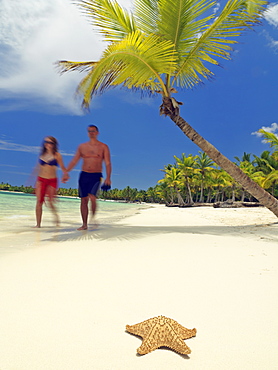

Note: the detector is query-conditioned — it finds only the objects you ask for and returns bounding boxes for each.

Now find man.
[64,125,111,230]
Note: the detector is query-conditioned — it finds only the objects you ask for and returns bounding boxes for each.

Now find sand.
[0,205,277,370]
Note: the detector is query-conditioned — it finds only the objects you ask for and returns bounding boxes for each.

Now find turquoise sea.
[0,191,148,255]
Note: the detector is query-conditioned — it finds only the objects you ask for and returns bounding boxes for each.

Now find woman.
[34,136,68,228]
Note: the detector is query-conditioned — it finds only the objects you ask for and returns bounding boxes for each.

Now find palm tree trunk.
[185,179,194,204]
[177,190,186,206]
[207,189,211,203]
[161,97,278,217]
[200,181,204,203]
[231,184,236,202]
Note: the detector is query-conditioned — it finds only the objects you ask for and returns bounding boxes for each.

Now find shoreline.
[0,206,277,369]
[0,189,150,203]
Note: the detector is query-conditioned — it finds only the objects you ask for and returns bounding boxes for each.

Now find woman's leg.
[47,185,59,227]
[34,181,43,228]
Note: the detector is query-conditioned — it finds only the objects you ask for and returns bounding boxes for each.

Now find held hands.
[61,172,70,184]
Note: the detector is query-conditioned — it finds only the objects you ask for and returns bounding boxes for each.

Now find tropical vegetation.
[157,149,278,205]
[1,133,277,205]
[56,0,278,217]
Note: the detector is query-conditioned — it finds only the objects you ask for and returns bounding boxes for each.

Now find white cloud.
[265,3,278,27]
[252,122,278,137]
[0,139,74,156]
[1,171,31,176]
[0,0,133,114]
[268,37,278,50]
[262,29,278,52]
[0,164,18,167]
[0,139,41,153]
[260,122,278,134]
[263,3,278,51]
[213,3,221,14]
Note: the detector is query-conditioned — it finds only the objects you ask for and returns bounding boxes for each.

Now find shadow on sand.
[40,220,278,244]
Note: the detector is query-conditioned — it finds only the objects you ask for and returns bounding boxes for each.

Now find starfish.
[126,315,197,355]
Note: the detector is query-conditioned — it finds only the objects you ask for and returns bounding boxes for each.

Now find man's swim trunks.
[78,172,102,198]
[37,177,58,203]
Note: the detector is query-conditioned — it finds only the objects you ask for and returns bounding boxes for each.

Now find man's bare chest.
[81,143,103,158]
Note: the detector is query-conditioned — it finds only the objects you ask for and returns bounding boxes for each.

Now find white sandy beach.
[0,205,277,370]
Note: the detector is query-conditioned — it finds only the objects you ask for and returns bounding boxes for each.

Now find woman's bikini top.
[39,157,58,166]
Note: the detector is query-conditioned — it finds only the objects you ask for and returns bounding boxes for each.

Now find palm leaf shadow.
[44,221,278,243]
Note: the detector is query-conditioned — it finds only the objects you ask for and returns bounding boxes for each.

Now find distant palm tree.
[259,129,278,153]
[194,151,216,202]
[57,0,278,217]
[159,166,185,205]
[211,169,233,202]
[156,181,173,205]
[174,153,198,204]
[253,151,278,174]
[145,186,160,203]
[234,152,252,165]
[263,171,278,195]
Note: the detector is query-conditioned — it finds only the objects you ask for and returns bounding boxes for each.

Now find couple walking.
[35,125,111,230]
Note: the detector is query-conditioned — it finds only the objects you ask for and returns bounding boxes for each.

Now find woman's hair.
[41,136,58,155]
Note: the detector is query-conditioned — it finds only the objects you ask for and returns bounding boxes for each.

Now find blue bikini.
[39,158,58,166]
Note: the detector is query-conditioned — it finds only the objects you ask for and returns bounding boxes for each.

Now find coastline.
[0,191,151,256]
[0,205,277,369]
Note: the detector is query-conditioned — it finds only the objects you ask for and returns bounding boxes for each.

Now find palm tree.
[211,168,233,202]
[156,182,172,204]
[174,153,197,204]
[194,151,216,202]
[234,152,252,165]
[253,151,278,174]
[237,160,256,201]
[121,185,138,201]
[57,0,278,217]
[158,166,185,206]
[259,129,278,152]
[146,186,161,203]
[263,171,278,196]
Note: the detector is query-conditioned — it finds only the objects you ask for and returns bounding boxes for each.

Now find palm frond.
[258,129,278,151]
[76,0,135,42]
[55,60,97,74]
[58,0,268,105]
[262,170,278,189]
[173,0,267,88]
[158,0,218,88]
[158,0,215,49]
[75,30,178,107]
[133,0,160,34]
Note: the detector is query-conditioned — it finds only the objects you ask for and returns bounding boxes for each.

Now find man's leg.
[78,196,89,230]
[88,194,99,228]
[89,194,97,217]
[89,194,97,216]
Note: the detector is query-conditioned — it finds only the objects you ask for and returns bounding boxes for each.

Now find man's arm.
[61,145,82,183]
[103,144,111,185]
[66,145,82,172]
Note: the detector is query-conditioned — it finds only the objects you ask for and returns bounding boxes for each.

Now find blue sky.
[1,0,278,191]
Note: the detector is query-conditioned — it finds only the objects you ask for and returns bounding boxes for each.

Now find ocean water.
[0,191,149,255]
